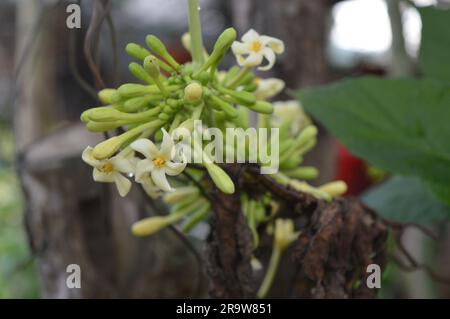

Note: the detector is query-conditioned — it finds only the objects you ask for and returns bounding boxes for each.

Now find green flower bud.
[246,101,273,114]
[144,56,161,79]
[132,215,177,237]
[163,186,199,204]
[86,121,122,132]
[207,94,238,118]
[129,62,155,84]
[204,162,235,194]
[158,113,170,121]
[123,96,152,113]
[92,136,123,160]
[284,167,319,180]
[318,181,347,197]
[117,83,157,98]
[87,107,122,122]
[218,87,256,106]
[98,88,117,105]
[126,43,150,61]
[145,35,180,71]
[184,82,203,103]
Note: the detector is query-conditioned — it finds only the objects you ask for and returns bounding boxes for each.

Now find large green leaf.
[363,176,450,224]
[419,6,450,83]
[298,77,450,203]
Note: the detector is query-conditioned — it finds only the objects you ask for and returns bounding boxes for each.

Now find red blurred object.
[335,143,371,196]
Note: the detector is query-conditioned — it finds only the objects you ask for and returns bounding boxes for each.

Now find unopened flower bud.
[184,82,203,103]
[144,56,161,79]
[318,181,347,197]
[274,219,300,252]
[98,89,117,105]
[92,136,123,160]
[204,162,235,194]
[132,216,173,237]
[247,101,273,114]
[125,43,150,61]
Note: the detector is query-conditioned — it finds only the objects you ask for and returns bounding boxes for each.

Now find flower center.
[153,157,166,168]
[250,41,263,53]
[102,162,114,173]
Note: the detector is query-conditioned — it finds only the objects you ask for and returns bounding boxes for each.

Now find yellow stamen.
[250,41,263,53]
[102,162,114,173]
[153,157,166,168]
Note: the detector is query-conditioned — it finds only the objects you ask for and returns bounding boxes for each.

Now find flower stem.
[257,245,282,298]
[227,67,251,89]
[187,0,205,69]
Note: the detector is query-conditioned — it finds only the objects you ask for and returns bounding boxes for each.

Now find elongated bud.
[196,28,237,74]
[184,82,203,103]
[86,121,122,132]
[246,101,273,114]
[163,186,199,204]
[284,167,319,180]
[129,62,155,84]
[204,162,235,194]
[294,125,317,149]
[132,216,173,237]
[182,203,211,233]
[98,89,117,105]
[126,43,150,61]
[117,83,157,98]
[181,32,191,52]
[92,136,123,160]
[218,86,256,106]
[87,107,123,122]
[318,181,347,197]
[274,219,300,252]
[123,96,151,112]
[144,56,161,79]
[207,94,238,118]
[146,35,180,70]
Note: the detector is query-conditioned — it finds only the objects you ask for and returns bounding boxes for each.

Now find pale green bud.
[318,181,347,197]
[274,219,300,252]
[207,94,238,118]
[284,167,319,180]
[184,82,203,103]
[92,136,123,160]
[163,186,199,204]
[145,35,180,70]
[132,216,174,237]
[98,89,117,105]
[126,43,150,61]
[129,62,154,84]
[204,162,235,194]
[118,83,156,98]
[144,56,161,79]
[246,101,273,114]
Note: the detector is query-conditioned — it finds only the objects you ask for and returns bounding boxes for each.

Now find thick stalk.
[187,0,205,69]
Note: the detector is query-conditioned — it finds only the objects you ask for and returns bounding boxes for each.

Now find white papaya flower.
[272,100,311,136]
[255,78,285,100]
[231,29,284,71]
[131,129,186,192]
[82,147,134,197]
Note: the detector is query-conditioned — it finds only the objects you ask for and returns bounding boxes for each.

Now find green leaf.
[419,6,450,83]
[363,176,450,225]
[298,77,450,204]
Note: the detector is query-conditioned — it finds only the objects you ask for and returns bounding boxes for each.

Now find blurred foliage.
[0,126,39,298]
[298,5,450,223]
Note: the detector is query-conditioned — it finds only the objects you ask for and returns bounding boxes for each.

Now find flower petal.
[151,169,172,192]
[130,139,159,159]
[240,52,264,68]
[135,159,154,182]
[114,173,132,197]
[258,48,276,71]
[110,156,134,174]
[93,169,115,183]
[160,128,174,159]
[164,161,186,176]
[260,35,285,54]
[140,175,161,199]
[231,41,249,55]
[242,29,260,43]
[82,146,101,168]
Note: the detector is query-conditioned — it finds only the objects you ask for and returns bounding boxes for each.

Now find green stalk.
[187,0,205,69]
[257,246,282,299]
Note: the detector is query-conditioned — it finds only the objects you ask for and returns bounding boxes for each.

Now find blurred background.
[0,0,449,298]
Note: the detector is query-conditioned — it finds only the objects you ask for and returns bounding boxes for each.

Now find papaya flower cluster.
[80,26,347,298]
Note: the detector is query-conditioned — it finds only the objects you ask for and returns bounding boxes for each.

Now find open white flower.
[231,29,284,71]
[255,78,285,100]
[272,100,311,136]
[82,147,134,197]
[131,129,186,192]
